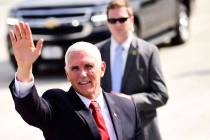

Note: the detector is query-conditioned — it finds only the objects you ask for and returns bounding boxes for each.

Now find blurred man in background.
[97,0,169,140]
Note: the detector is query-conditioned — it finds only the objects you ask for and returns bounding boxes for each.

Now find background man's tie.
[112,45,123,92]
[90,101,110,140]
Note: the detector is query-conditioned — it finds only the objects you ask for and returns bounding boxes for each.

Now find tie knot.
[90,101,100,111]
[116,45,123,52]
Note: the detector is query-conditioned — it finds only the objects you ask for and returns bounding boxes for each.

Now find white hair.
[64,41,102,69]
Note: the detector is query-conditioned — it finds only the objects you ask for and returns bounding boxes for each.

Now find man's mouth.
[79,81,91,85]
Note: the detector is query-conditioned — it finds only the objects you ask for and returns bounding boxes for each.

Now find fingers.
[14,23,22,41]
[25,22,33,40]
[9,30,16,47]
[35,38,44,54]
[12,22,31,41]
[19,22,27,39]
[10,21,43,53]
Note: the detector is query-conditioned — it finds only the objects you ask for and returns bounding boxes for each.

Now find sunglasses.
[107,17,129,24]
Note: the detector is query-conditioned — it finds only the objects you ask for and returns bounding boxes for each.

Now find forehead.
[108,7,129,17]
[68,51,96,65]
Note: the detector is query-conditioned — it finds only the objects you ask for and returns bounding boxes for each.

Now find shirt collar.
[111,32,133,52]
[76,88,106,109]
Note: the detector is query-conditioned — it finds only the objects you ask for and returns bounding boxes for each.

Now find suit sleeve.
[131,45,169,111]
[9,80,52,128]
[132,101,145,140]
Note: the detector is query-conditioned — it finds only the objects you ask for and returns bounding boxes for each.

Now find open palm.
[9,22,43,68]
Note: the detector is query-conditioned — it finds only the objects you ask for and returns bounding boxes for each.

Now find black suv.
[6,0,195,72]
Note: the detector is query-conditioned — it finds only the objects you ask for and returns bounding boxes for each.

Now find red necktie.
[90,101,110,140]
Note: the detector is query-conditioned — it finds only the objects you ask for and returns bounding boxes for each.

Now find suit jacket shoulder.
[95,38,111,50]
[103,91,145,140]
[131,36,159,56]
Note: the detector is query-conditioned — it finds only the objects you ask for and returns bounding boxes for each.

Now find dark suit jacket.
[97,36,168,139]
[9,80,144,140]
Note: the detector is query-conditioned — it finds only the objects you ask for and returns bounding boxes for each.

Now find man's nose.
[80,69,87,77]
[114,21,123,27]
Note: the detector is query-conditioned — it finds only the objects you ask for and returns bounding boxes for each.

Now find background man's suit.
[9,80,144,140]
[97,36,169,140]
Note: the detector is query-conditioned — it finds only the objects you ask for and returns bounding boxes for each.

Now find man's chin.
[78,88,94,98]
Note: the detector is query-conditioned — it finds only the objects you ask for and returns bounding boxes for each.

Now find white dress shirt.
[14,74,117,140]
[14,72,34,98]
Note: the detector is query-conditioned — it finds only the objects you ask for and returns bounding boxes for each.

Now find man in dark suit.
[97,1,169,140]
[9,22,144,140]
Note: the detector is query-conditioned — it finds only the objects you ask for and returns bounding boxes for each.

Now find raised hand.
[9,22,43,82]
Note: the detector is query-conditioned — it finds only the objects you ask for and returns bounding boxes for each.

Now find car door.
[139,0,177,39]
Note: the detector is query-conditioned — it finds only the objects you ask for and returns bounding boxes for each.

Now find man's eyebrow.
[70,65,79,70]
[85,63,94,66]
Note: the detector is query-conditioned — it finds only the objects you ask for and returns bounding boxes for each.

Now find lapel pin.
[113,112,118,118]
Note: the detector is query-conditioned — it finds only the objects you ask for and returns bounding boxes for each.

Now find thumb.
[35,38,44,54]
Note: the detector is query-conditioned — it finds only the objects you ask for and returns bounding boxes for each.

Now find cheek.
[67,72,77,83]
[88,71,96,79]
[126,22,133,29]
[108,24,117,30]
[88,70,99,80]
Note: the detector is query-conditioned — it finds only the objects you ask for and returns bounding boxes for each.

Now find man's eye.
[71,66,79,71]
[85,64,93,70]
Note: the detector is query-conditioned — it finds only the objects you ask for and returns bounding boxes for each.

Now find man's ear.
[65,69,70,82]
[130,16,135,32]
[131,15,134,23]
[101,61,106,77]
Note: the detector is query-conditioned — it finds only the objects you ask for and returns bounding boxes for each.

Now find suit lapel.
[102,40,112,92]
[68,88,101,140]
[104,92,123,140]
[76,109,101,140]
[121,38,139,91]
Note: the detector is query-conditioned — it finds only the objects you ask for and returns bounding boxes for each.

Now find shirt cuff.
[14,72,34,98]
